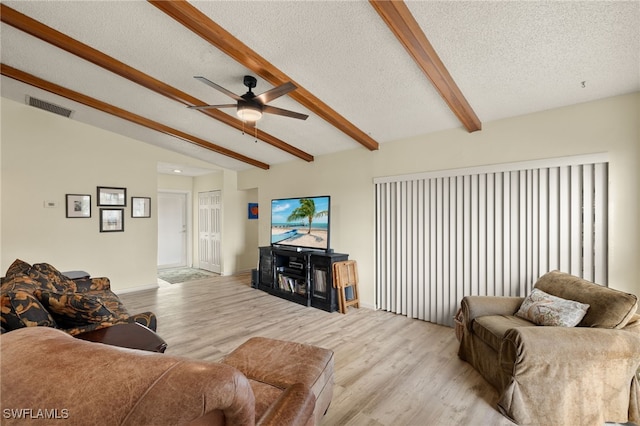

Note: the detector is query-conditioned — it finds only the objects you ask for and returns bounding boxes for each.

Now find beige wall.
[239,93,640,306]
[2,93,638,301]
[192,171,259,274]
[157,168,259,275]
[221,170,258,274]
[157,173,195,192]
[1,98,217,291]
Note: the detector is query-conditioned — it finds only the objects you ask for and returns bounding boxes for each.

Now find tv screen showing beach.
[271,196,330,250]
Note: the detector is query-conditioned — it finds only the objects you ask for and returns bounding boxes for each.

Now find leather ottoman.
[223,337,334,425]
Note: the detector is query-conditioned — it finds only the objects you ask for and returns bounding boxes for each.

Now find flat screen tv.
[271,196,330,251]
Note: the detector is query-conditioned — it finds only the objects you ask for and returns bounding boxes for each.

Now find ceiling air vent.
[26,96,74,118]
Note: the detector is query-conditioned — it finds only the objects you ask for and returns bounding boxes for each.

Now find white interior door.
[199,191,221,273]
[157,192,188,269]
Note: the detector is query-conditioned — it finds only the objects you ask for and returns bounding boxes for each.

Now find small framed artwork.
[97,186,126,206]
[100,208,124,232]
[132,197,151,218]
[65,194,91,218]
[248,203,259,220]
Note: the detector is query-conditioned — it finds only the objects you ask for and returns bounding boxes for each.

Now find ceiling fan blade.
[255,82,296,104]
[194,76,243,101]
[262,105,309,120]
[187,103,237,110]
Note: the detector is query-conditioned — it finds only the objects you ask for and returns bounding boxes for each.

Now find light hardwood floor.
[118,272,515,426]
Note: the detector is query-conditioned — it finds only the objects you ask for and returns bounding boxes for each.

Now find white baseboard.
[359,301,376,310]
[114,283,159,295]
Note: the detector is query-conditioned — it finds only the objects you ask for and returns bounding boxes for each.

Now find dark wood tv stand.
[258,246,348,312]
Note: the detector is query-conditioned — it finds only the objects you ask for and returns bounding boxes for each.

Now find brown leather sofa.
[1,327,334,425]
[458,270,640,425]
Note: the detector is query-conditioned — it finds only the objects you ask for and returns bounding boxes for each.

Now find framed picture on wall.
[97,186,126,206]
[65,194,91,218]
[131,197,151,218]
[100,208,124,232]
[248,203,259,219]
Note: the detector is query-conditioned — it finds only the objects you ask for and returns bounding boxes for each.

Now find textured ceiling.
[1,1,638,175]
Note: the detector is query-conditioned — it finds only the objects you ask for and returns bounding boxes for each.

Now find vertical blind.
[374,154,608,326]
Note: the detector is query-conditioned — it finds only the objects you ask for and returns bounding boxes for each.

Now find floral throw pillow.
[515,288,590,327]
[29,263,77,292]
[34,290,118,329]
[0,290,57,331]
[4,259,32,281]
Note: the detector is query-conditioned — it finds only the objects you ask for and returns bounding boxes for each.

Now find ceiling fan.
[188,75,308,123]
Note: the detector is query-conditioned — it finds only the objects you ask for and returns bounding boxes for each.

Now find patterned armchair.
[0,259,156,335]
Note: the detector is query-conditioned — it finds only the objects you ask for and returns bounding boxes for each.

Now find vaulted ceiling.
[2,1,638,175]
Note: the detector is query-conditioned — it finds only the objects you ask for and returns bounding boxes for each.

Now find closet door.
[199,190,221,273]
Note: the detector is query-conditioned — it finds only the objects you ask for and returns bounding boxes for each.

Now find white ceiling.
[2,1,638,175]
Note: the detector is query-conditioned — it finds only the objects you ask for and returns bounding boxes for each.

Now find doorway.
[198,190,222,273]
[157,191,189,269]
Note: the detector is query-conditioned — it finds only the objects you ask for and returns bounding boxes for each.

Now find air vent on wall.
[26,96,74,118]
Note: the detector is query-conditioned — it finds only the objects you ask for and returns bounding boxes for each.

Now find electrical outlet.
[43,200,57,208]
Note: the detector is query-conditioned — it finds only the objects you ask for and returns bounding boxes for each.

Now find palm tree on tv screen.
[287,198,328,234]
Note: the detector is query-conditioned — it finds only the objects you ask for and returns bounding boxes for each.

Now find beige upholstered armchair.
[458,271,640,425]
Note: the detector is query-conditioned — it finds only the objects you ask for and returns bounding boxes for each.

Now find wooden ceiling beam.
[149,0,380,151]
[0,4,311,163]
[1,64,270,170]
[370,0,482,133]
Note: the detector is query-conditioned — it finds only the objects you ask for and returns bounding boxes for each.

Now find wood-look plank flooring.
[118,272,514,426]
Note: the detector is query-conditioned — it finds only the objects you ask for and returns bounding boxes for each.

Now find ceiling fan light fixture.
[237,105,262,122]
